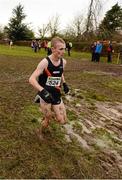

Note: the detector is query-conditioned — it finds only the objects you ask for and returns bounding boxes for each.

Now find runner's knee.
[42,119,49,128]
[56,115,66,124]
[45,112,52,119]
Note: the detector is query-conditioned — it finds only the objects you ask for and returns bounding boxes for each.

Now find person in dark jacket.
[66,41,72,56]
[91,41,96,61]
[120,46,122,64]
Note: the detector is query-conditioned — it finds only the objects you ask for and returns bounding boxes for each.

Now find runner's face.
[52,42,66,58]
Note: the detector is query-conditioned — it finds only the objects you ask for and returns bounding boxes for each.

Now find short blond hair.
[51,37,65,48]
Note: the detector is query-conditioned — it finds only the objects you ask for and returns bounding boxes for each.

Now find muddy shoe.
[35,128,44,141]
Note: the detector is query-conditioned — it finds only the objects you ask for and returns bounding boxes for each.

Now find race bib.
[46,77,61,87]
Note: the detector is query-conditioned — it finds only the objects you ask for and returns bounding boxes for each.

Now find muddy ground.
[0,55,122,178]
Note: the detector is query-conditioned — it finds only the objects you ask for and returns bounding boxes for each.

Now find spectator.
[43,40,48,51]
[119,45,122,64]
[38,40,41,51]
[91,41,96,61]
[66,41,72,56]
[47,41,52,55]
[31,40,34,50]
[33,40,38,53]
[95,41,103,62]
[107,41,114,63]
[9,40,13,48]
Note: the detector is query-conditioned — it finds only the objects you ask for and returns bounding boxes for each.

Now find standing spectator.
[119,45,122,64]
[9,40,13,48]
[95,41,103,62]
[31,40,34,50]
[107,41,114,63]
[34,40,38,53]
[43,40,48,51]
[66,41,72,56]
[91,41,96,61]
[47,41,52,55]
[38,40,41,51]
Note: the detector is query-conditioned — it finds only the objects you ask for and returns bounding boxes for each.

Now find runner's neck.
[49,54,60,62]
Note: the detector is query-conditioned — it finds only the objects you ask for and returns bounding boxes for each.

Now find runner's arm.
[61,58,67,83]
[61,73,66,83]
[62,74,69,94]
[61,59,69,93]
[29,58,48,91]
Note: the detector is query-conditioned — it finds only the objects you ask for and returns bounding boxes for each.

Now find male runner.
[29,37,69,139]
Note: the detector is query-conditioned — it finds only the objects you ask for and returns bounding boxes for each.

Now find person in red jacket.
[107,41,114,63]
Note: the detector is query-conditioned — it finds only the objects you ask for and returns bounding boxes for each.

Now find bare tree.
[48,15,60,37]
[62,26,76,40]
[73,14,84,38]
[86,0,102,32]
[0,25,4,39]
[64,13,85,40]
[86,0,93,32]
[38,24,49,39]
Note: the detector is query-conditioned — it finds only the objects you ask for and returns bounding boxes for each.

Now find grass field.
[0,44,91,59]
[0,45,122,178]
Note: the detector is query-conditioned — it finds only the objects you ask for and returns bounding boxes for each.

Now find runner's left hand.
[63,83,69,94]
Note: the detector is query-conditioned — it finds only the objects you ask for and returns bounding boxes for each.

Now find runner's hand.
[63,83,69,94]
[34,89,53,103]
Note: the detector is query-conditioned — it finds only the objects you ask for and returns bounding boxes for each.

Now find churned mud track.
[65,58,122,76]
[63,59,122,178]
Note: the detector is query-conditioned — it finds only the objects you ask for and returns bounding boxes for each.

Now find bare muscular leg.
[35,100,52,140]
[52,100,67,124]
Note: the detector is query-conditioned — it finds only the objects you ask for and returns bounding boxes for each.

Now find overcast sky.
[0,0,121,35]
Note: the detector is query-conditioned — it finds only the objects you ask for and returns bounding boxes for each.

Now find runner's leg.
[52,100,67,124]
[35,99,52,140]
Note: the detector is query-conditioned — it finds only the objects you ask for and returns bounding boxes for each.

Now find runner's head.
[51,37,66,58]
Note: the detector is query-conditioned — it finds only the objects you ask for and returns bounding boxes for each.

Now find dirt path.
[63,59,122,177]
[64,94,122,172]
[65,59,122,76]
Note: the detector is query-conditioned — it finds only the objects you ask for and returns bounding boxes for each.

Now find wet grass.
[67,109,79,121]
[92,127,122,151]
[73,122,83,135]
[67,70,122,103]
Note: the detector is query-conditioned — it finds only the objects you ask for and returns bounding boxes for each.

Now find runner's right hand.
[34,89,53,103]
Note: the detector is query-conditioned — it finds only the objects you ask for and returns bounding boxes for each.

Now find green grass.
[67,109,78,121]
[0,44,45,58]
[73,122,83,135]
[0,43,120,65]
[0,44,91,60]
[0,44,119,63]
[69,51,91,59]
